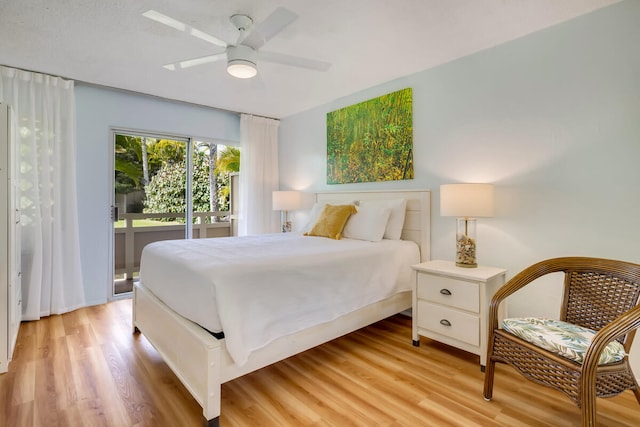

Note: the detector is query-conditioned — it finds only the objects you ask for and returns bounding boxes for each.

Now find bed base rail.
[133,283,222,425]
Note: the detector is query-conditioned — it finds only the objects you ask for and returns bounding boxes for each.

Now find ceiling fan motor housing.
[227,45,257,78]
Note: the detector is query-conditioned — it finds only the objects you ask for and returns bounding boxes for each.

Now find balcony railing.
[114,211,233,283]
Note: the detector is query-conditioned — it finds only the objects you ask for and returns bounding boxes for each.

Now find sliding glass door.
[112,132,190,296]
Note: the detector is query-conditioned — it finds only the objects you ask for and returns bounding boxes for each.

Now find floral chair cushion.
[501,317,626,365]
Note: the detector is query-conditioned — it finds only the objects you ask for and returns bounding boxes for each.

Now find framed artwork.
[326,87,413,184]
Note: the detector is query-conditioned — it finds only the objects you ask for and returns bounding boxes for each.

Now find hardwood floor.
[1,299,639,426]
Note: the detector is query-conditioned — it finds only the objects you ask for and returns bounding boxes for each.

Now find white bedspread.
[139,233,419,366]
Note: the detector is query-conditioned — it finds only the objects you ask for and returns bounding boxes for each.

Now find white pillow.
[342,206,392,242]
[302,202,326,233]
[357,198,407,240]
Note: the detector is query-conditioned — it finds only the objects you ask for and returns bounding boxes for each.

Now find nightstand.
[411,260,506,370]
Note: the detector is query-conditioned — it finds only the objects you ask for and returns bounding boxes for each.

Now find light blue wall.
[280,1,640,320]
[75,85,239,305]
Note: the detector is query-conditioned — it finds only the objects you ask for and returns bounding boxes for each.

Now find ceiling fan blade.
[258,51,331,72]
[143,10,228,48]
[241,7,298,49]
[163,53,226,71]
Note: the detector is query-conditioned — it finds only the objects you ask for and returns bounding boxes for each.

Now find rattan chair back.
[483,257,640,427]
[562,262,640,348]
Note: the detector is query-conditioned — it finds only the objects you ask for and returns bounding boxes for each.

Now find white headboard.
[315,190,431,262]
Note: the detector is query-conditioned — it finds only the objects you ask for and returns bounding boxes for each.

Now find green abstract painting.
[326,88,413,184]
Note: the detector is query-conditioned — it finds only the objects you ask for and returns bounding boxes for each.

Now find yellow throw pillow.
[304,204,357,240]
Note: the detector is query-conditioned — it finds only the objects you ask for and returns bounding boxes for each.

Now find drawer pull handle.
[440,319,452,327]
[440,288,452,296]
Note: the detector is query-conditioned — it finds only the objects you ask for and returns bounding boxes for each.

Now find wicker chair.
[483,257,640,427]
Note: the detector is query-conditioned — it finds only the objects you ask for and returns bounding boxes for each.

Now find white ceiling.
[0,0,619,118]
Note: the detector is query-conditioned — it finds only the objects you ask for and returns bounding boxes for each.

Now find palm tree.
[114,135,143,193]
[216,146,240,174]
[216,146,240,201]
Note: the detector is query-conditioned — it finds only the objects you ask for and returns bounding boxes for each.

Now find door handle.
[110,205,119,222]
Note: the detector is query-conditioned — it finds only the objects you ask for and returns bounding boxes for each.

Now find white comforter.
[139,233,419,366]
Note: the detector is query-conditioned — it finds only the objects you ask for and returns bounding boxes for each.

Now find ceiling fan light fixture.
[226,45,258,79]
[227,59,257,79]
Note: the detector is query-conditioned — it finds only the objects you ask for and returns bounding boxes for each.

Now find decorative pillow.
[342,206,392,242]
[357,199,407,240]
[302,201,356,233]
[502,317,626,365]
[304,204,357,240]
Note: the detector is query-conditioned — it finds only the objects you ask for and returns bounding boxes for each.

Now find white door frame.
[108,127,193,300]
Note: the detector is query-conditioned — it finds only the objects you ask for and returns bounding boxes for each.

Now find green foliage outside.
[144,150,207,221]
[216,145,240,174]
[143,146,238,223]
[151,139,187,165]
[114,135,145,194]
[326,88,413,184]
[115,135,240,222]
[114,135,184,195]
[215,145,240,200]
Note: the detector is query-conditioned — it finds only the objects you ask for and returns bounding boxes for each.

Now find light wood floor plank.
[1,299,639,426]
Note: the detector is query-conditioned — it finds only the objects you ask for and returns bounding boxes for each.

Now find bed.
[132,190,431,426]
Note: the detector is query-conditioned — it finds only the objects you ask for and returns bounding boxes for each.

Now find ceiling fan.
[142,7,331,79]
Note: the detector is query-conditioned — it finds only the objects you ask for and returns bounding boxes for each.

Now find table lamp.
[272,190,302,232]
[440,183,494,268]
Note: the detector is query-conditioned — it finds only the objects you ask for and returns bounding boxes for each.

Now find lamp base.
[456,261,477,268]
[455,218,477,268]
[280,210,292,233]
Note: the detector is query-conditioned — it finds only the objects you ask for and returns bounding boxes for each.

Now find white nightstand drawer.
[416,274,479,313]
[417,301,480,346]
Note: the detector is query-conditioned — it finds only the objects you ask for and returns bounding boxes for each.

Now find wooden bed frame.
[132,189,431,426]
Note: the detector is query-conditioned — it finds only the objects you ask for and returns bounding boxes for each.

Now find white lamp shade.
[272,191,303,211]
[440,183,494,218]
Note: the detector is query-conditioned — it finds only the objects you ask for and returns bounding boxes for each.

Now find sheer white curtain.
[238,114,280,235]
[0,66,85,320]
